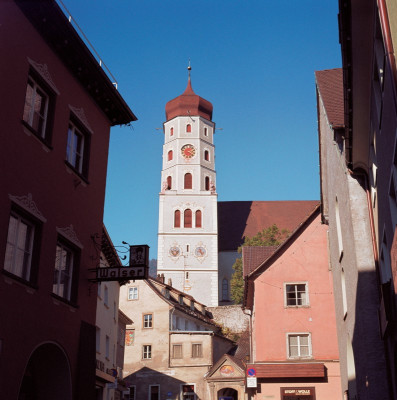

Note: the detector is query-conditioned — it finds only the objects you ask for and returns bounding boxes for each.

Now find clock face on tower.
[181,144,196,159]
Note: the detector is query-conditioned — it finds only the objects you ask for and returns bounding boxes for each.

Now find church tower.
[157,67,219,307]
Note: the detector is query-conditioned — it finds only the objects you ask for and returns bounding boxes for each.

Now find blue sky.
[60,0,341,258]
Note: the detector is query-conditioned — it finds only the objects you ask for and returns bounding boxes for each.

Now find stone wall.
[207,305,249,334]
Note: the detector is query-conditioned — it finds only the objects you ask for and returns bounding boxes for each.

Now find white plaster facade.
[158,109,219,306]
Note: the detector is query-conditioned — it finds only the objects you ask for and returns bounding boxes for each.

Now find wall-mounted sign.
[280,387,315,398]
[247,377,257,388]
[91,244,149,282]
[247,367,256,377]
[95,265,147,281]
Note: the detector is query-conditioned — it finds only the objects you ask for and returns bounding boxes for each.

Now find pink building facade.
[244,206,342,400]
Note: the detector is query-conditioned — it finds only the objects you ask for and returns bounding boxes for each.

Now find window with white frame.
[128,286,138,300]
[129,386,136,400]
[53,240,75,301]
[192,343,202,358]
[285,283,309,306]
[142,344,152,359]
[4,212,36,282]
[66,119,90,177]
[181,384,196,400]
[23,73,53,141]
[143,314,153,328]
[287,333,312,359]
[172,344,183,359]
[149,385,160,400]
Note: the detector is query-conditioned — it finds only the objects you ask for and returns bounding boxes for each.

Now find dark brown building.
[0,1,136,398]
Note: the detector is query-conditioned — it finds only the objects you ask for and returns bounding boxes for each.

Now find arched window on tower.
[204,150,209,161]
[170,127,174,136]
[184,173,192,189]
[205,176,210,191]
[204,127,208,136]
[167,176,172,190]
[195,210,202,228]
[186,124,191,133]
[222,278,229,301]
[174,210,181,228]
[184,209,192,228]
[168,150,173,161]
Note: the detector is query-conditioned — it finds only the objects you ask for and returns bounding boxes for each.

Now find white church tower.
[157,67,219,307]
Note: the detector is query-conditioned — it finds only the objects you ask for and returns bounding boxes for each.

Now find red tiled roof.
[242,246,278,276]
[315,68,344,128]
[218,201,319,251]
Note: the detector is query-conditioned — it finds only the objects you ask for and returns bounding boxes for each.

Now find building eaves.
[16,0,137,126]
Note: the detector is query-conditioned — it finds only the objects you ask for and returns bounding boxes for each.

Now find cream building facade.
[119,277,234,400]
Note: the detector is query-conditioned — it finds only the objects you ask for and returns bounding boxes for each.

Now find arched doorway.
[218,387,238,400]
[18,343,72,400]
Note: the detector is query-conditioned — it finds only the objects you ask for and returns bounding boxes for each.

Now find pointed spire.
[184,59,194,95]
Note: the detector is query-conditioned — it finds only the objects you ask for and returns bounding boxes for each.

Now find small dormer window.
[179,295,184,305]
[186,124,192,133]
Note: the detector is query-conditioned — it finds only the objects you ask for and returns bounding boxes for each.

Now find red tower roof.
[165,76,213,121]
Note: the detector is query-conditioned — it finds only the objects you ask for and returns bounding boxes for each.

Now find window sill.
[64,161,89,186]
[51,293,79,310]
[2,269,38,291]
[21,120,53,152]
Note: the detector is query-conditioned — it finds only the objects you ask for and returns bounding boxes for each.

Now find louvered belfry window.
[195,210,202,228]
[184,209,192,228]
[174,210,181,228]
[184,173,192,189]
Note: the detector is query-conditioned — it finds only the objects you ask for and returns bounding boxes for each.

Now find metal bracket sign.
[91,244,150,282]
[95,265,147,281]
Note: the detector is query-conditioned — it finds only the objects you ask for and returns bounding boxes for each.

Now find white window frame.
[287,333,312,359]
[53,241,74,301]
[142,344,152,359]
[143,314,153,328]
[128,286,138,300]
[181,383,196,400]
[66,121,85,173]
[172,343,183,359]
[23,75,49,139]
[4,212,35,281]
[129,385,136,400]
[149,384,160,400]
[191,343,202,358]
[284,282,309,307]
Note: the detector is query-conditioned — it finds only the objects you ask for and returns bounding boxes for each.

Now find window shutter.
[174,210,181,228]
[184,209,192,228]
[195,210,202,228]
[184,173,192,189]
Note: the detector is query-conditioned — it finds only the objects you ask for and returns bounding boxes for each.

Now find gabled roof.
[243,204,321,309]
[242,246,278,276]
[218,201,319,251]
[145,278,218,328]
[315,68,344,129]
